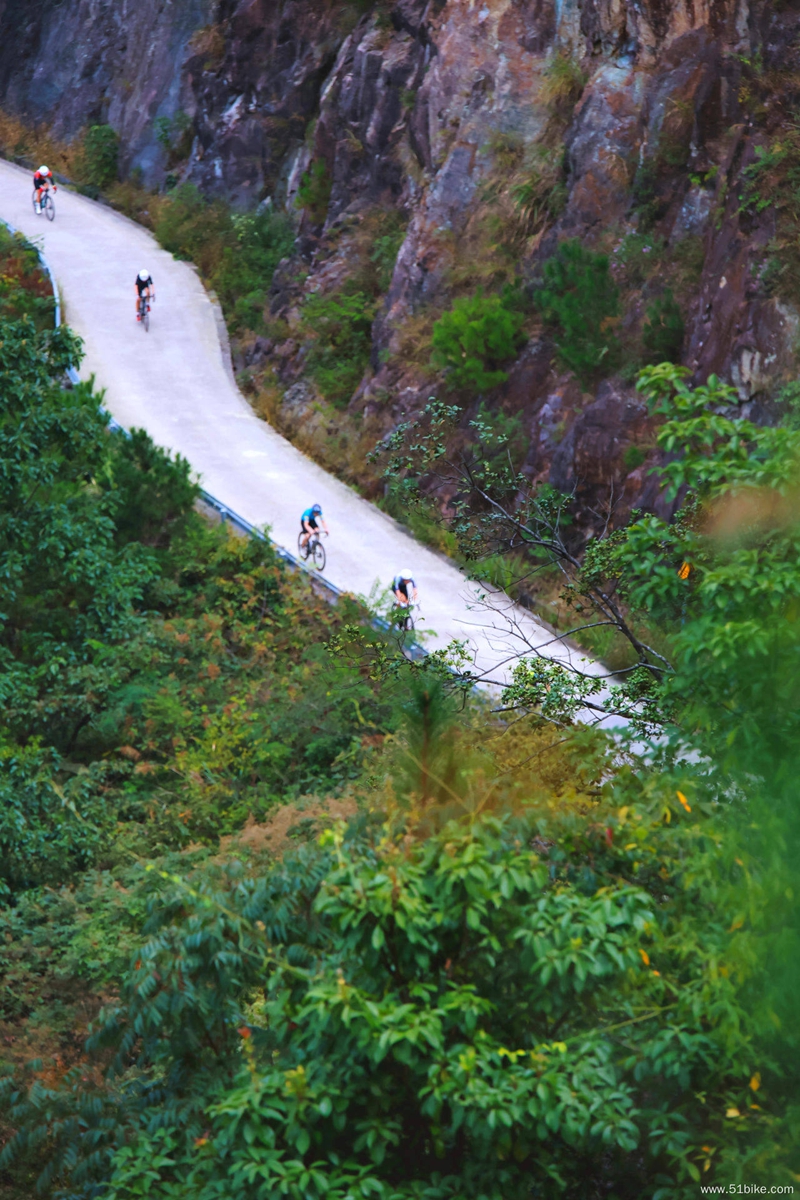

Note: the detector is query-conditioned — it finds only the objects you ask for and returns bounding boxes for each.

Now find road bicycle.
[297,529,327,572]
[31,188,55,222]
[392,601,417,632]
[137,293,152,332]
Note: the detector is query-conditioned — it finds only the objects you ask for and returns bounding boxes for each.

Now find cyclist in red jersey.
[33,165,56,213]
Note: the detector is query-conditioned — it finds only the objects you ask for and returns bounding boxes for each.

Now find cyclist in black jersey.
[135,269,155,321]
[392,570,418,608]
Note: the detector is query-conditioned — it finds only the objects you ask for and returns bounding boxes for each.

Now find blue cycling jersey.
[301,508,321,524]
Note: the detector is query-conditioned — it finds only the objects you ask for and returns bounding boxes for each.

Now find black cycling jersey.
[33,172,52,189]
[135,275,154,294]
[393,576,416,599]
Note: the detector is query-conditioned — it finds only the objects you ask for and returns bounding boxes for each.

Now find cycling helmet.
[39,165,50,176]
[400,569,413,579]
[311,503,322,514]
[138,269,150,281]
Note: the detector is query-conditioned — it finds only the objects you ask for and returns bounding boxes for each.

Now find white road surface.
[0,159,608,691]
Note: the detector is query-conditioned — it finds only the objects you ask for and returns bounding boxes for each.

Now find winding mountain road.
[0,158,605,690]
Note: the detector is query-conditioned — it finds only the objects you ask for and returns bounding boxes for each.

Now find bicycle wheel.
[31,189,39,215]
[45,194,55,222]
[297,532,309,560]
[403,612,415,632]
[311,539,326,572]
[143,303,150,332]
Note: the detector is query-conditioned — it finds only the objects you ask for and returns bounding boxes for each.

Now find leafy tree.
[534,239,620,382]
[431,290,526,393]
[104,427,198,549]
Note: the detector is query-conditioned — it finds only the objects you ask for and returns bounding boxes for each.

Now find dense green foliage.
[3,768,761,1198]
[76,124,120,193]
[534,239,620,382]
[0,237,798,1199]
[301,290,377,406]
[0,225,56,327]
[431,290,526,392]
[154,185,294,333]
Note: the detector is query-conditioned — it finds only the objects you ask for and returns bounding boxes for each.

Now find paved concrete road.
[0,159,607,689]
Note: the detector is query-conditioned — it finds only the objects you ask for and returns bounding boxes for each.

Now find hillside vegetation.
[0,230,797,1197]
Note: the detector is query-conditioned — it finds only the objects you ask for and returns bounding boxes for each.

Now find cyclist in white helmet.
[135,269,155,322]
[392,570,418,608]
[33,165,56,213]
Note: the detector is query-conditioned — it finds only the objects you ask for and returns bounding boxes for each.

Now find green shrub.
[302,290,376,405]
[534,239,620,382]
[215,210,295,332]
[431,290,526,392]
[297,159,332,224]
[154,185,293,333]
[642,287,684,363]
[78,124,119,191]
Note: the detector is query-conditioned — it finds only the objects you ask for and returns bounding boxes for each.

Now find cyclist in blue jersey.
[300,503,329,550]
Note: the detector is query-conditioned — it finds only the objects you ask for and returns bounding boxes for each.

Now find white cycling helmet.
[138,269,150,281]
[39,165,50,175]
[400,569,413,579]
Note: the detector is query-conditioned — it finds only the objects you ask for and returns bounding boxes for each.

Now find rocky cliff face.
[0,0,212,180]
[2,0,799,540]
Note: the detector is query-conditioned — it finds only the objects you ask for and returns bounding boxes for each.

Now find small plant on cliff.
[431,290,526,393]
[154,110,193,167]
[297,159,332,225]
[534,239,620,383]
[539,50,587,117]
[510,149,568,238]
[642,287,684,364]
